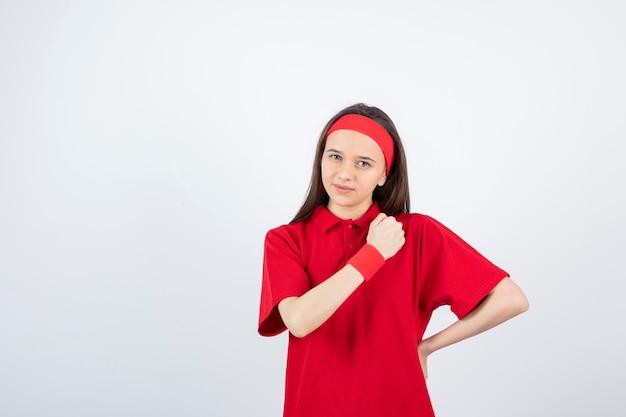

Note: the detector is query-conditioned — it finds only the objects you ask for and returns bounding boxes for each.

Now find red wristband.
[347,244,385,281]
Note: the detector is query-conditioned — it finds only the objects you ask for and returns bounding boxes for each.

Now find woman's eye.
[357,161,371,168]
[329,154,341,160]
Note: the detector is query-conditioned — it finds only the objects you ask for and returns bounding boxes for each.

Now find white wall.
[1,1,624,416]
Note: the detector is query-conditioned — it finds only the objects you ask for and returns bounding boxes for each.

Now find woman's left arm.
[418,277,529,378]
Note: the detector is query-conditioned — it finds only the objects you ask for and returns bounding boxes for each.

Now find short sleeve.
[258,226,312,336]
[418,216,509,319]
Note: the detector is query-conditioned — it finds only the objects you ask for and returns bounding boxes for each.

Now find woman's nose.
[337,164,355,180]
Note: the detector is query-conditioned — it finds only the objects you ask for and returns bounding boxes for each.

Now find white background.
[1,1,625,416]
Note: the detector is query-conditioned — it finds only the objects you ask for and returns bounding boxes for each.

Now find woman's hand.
[418,340,431,379]
[366,213,405,260]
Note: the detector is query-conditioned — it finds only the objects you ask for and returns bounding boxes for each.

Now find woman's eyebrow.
[326,148,378,162]
[325,148,342,153]
[358,155,377,162]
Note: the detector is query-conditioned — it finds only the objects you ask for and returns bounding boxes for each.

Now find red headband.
[326,114,394,176]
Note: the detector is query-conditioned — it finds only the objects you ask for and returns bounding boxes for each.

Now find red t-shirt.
[258,202,508,417]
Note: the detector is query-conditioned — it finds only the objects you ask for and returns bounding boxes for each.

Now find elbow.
[290,327,311,339]
[510,288,530,316]
[286,319,312,338]
[492,277,529,317]
[284,312,314,338]
[515,297,529,316]
[279,298,315,338]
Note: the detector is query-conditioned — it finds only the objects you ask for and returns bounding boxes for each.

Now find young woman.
[258,103,528,417]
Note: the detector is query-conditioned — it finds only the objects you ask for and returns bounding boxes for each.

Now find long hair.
[291,103,410,223]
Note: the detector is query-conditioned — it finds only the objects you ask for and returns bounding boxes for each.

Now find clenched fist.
[366,213,405,260]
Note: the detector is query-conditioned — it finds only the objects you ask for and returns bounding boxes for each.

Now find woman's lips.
[333,184,354,194]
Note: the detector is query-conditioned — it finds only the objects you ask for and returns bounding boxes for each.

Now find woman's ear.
[377,174,387,187]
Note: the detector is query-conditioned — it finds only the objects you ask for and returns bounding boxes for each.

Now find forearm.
[420,277,529,355]
[278,214,404,339]
[278,264,365,338]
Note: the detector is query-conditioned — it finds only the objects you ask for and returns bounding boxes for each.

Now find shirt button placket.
[345,223,358,257]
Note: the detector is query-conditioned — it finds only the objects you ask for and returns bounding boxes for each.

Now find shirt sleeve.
[418,216,509,319]
[258,226,312,336]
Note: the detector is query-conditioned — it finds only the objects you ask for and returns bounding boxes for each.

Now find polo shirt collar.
[311,202,382,232]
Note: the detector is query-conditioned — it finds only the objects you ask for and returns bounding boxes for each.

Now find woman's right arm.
[278,213,405,338]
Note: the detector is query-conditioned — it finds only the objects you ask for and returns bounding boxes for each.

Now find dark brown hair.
[291,103,410,223]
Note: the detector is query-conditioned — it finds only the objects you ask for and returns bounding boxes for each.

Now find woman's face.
[321,129,387,219]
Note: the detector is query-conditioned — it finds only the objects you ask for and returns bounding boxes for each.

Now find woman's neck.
[326,199,373,220]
